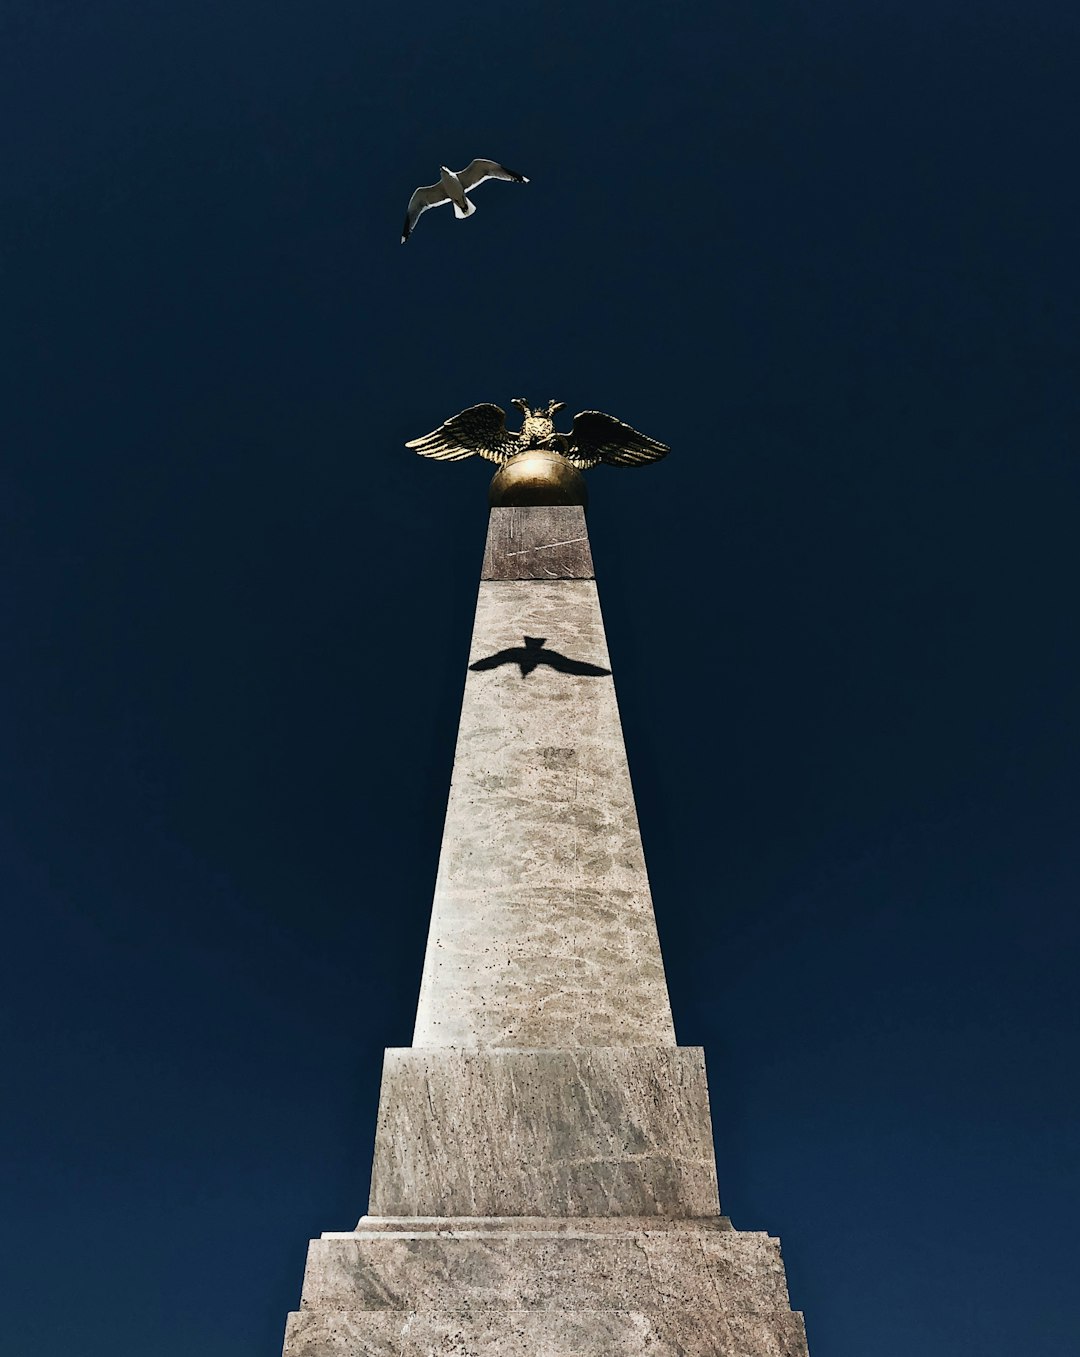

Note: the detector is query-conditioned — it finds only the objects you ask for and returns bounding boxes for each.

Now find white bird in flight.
[401,160,529,243]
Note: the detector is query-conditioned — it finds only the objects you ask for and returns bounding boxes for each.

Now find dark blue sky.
[3,2,1078,1353]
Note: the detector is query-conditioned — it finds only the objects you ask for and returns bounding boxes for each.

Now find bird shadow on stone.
[468,636,611,679]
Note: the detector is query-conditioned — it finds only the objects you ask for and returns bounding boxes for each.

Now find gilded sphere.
[488,448,588,508]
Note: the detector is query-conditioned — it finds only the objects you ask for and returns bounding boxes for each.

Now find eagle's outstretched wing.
[405,404,521,463]
[563,411,670,469]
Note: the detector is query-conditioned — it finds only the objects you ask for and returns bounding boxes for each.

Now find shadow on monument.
[469,635,612,679]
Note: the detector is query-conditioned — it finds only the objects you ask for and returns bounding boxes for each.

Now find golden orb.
[488,448,588,508]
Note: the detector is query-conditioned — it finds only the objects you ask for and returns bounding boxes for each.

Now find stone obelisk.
[282,419,811,1355]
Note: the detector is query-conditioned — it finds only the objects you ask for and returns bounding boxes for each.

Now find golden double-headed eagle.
[406,398,669,469]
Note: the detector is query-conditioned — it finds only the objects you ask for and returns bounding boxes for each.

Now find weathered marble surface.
[481,505,595,580]
[286,1217,811,1355]
[413,580,675,1049]
[285,1307,809,1357]
[348,1215,734,1233]
[369,1047,720,1218]
[300,1224,794,1313]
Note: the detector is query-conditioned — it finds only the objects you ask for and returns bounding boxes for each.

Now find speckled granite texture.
[281,506,811,1355]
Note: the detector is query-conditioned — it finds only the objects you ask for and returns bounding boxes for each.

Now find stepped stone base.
[284,1217,810,1357]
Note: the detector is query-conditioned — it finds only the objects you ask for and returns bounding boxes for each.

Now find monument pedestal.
[282,507,810,1355]
[285,1216,808,1356]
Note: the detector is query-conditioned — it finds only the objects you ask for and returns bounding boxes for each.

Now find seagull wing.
[405,403,520,463]
[402,181,452,243]
[563,411,670,469]
[456,159,530,191]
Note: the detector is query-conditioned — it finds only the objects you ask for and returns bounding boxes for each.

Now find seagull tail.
[453,197,477,220]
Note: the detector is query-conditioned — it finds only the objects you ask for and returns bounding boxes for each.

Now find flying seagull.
[401,160,529,243]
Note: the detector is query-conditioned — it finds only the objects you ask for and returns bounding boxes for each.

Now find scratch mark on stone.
[506,537,588,556]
